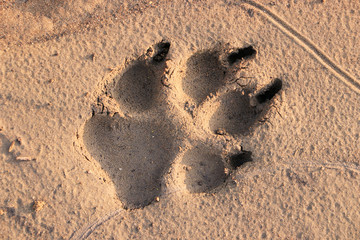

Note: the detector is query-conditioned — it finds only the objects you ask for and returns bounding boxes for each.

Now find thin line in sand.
[69,160,360,240]
[242,0,360,95]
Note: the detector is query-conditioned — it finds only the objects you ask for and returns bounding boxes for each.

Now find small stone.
[215,129,226,135]
[183,166,192,171]
[155,197,160,202]
[146,47,153,57]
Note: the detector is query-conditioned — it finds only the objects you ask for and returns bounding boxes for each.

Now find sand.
[1,0,360,239]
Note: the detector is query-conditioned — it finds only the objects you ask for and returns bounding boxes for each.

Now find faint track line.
[69,208,124,240]
[242,0,360,94]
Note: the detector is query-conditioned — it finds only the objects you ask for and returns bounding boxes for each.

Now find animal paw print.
[81,41,282,209]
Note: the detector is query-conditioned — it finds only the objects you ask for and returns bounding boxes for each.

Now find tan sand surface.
[1,0,360,239]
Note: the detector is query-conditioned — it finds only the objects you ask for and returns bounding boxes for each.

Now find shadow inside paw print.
[181,144,227,193]
[209,78,282,136]
[112,42,171,112]
[182,50,227,104]
[83,42,176,209]
[81,42,283,209]
[83,114,176,209]
[113,61,160,111]
[210,91,258,135]
[178,145,254,194]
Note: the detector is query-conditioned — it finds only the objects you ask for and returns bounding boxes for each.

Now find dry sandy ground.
[1,0,360,239]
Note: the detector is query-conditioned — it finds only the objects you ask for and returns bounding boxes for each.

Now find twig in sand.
[15,156,35,161]
[8,140,15,152]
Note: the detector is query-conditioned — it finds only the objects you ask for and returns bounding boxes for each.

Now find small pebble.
[215,129,226,135]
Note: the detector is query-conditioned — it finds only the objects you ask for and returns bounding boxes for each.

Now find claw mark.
[228,150,253,169]
[227,45,257,64]
[153,41,171,62]
[255,78,282,104]
[242,0,360,95]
